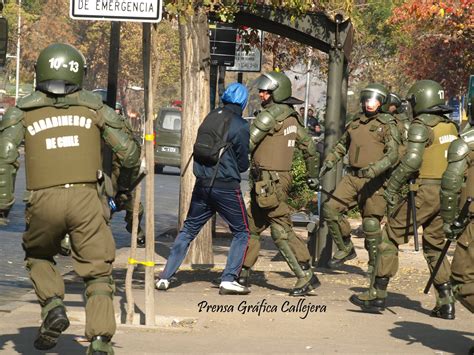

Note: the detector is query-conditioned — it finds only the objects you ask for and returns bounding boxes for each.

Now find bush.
[288,148,314,211]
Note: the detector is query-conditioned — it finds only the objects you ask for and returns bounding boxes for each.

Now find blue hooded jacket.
[194,83,250,188]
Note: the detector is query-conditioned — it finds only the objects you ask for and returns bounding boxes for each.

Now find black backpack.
[182,107,233,186]
[193,108,232,166]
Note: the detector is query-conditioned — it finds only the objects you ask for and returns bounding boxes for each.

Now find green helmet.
[406,80,447,116]
[115,102,124,115]
[382,92,402,113]
[35,43,86,95]
[360,83,388,115]
[254,71,292,103]
[360,83,389,105]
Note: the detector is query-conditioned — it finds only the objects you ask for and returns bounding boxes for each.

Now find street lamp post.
[14,0,21,103]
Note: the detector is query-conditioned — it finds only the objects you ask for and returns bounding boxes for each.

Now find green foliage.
[288,148,313,211]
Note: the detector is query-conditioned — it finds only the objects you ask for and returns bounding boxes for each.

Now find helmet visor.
[253,74,279,92]
[360,90,385,105]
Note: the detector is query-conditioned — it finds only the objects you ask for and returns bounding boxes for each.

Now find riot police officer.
[0,43,141,354]
[238,71,320,296]
[383,92,412,142]
[321,84,400,280]
[440,96,474,314]
[350,80,458,320]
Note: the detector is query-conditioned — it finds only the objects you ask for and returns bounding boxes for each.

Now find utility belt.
[345,166,363,177]
[253,169,282,209]
[48,182,97,190]
[415,178,441,185]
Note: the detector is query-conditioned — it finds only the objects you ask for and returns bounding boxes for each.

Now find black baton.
[424,196,472,294]
[317,185,351,208]
[409,180,420,251]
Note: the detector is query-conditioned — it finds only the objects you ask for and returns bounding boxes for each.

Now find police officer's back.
[0,43,140,354]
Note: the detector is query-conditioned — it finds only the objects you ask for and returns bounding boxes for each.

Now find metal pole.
[103,22,121,177]
[210,65,218,110]
[313,45,344,267]
[142,22,155,326]
[14,0,21,103]
[303,58,311,128]
[237,72,243,83]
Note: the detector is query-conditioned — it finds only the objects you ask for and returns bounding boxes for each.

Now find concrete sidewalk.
[0,222,473,354]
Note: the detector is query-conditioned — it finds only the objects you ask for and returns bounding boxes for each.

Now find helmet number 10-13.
[48,57,80,73]
[438,90,445,100]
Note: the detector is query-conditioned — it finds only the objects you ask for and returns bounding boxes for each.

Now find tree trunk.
[143,23,155,326]
[179,9,214,266]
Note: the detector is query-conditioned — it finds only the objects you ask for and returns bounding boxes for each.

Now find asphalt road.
[0,156,181,306]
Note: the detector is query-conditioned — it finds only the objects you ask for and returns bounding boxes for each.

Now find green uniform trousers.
[376,183,451,285]
[243,171,311,268]
[22,185,116,340]
[451,221,474,312]
[324,173,386,222]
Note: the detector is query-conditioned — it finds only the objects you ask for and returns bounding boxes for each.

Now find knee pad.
[362,217,382,239]
[84,276,115,300]
[322,203,339,222]
[270,224,289,244]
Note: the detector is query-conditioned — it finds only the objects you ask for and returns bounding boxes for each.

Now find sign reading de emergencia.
[70,0,162,23]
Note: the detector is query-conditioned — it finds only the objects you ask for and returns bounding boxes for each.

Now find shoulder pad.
[407,122,429,143]
[253,110,275,132]
[376,113,394,124]
[447,138,469,162]
[16,91,54,109]
[0,107,24,131]
[415,114,442,127]
[266,103,294,122]
[101,105,125,129]
[460,127,474,147]
[395,112,409,122]
[74,90,104,110]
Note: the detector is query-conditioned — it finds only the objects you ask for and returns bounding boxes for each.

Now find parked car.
[154,107,182,173]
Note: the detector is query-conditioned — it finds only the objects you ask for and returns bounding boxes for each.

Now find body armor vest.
[418,120,458,179]
[253,108,298,171]
[460,130,474,214]
[347,114,386,168]
[24,106,101,190]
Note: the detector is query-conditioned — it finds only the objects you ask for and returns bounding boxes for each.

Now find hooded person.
[155,82,252,295]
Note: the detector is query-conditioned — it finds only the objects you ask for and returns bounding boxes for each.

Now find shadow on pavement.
[388,321,474,354]
[0,326,86,354]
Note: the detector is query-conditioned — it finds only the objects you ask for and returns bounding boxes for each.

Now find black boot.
[328,238,357,269]
[300,262,321,290]
[237,267,251,287]
[136,234,145,248]
[349,277,389,313]
[88,335,113,355]
[431,282,455,320]
[34,297,70,350]
[289,274,320,297]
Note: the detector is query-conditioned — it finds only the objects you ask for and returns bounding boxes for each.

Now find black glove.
[307,177,319,190]
[114,192,131,211]
[443,222,465,241]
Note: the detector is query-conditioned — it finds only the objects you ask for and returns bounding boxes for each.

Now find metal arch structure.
[233,6,354,267]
